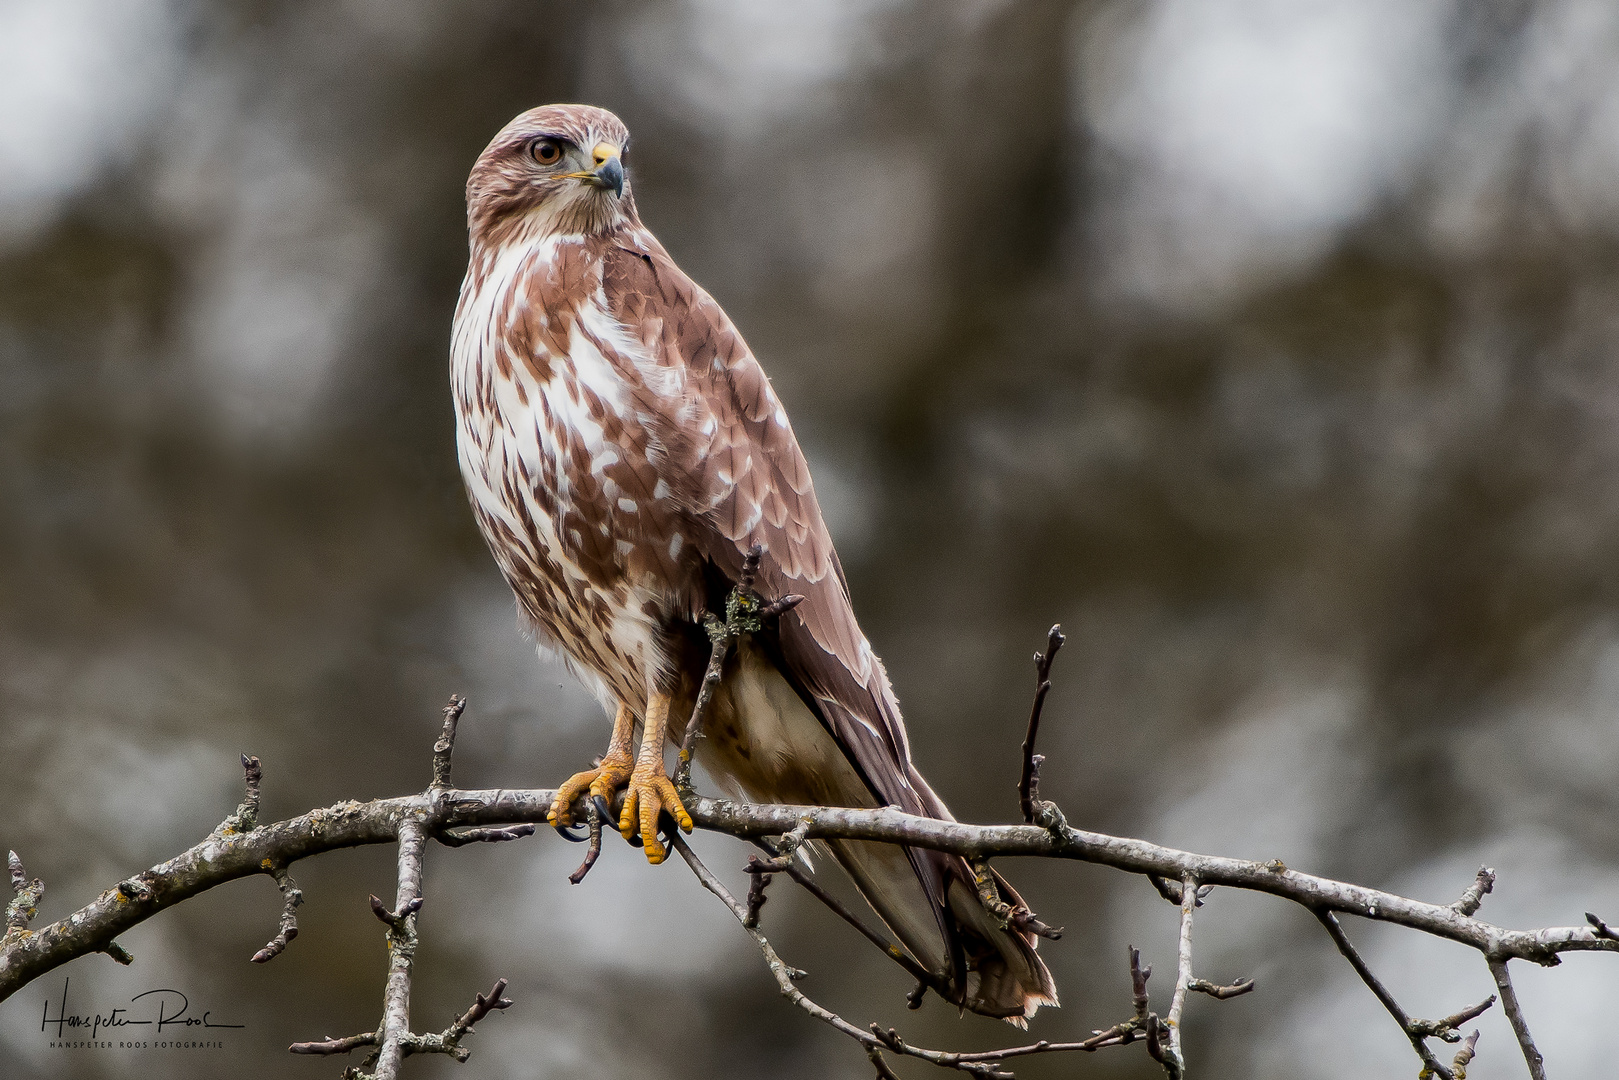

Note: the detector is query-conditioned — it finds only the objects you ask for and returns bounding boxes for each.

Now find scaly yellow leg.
[618,690,694,863]
[547,702,635,828]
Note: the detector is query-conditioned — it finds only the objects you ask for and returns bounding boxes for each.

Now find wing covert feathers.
[601,234,1056,1021]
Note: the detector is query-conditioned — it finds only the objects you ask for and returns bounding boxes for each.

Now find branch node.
[369,893,423,929]
[1149,874,1209,908]
[1409,995,1496,1041]
[1586,911,1619,941]
[743,857,772,929]
[1451,866,1495,917]
[115,878,153,903]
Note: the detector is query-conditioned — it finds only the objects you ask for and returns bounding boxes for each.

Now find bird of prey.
[450,103,1056,1022]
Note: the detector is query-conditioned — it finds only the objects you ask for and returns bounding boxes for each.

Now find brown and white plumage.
[451,104,1055,1021]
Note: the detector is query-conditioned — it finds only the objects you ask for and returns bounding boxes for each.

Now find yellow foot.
[618,764,694,864]
[547,752,633,828]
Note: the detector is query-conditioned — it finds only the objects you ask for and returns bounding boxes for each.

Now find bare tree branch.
[2,673,1612,1080]
[5,785,1613,1005]
[1163,873,1197,1077]
[1489,957,1547,1080]
[1018,625,1064,824]
[248,864,302,964]
[1317,909,1457,1078]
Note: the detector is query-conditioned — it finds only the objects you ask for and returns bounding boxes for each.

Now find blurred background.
[4,0,1619,1077]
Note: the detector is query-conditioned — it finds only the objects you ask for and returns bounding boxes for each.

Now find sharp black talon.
[593,794,614,823]
[552,821,590,843]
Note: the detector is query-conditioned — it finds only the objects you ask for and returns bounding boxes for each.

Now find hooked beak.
[556,142,624,196]
[594,155,624,198]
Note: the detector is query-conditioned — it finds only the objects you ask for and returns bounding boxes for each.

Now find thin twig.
[1018,625,1064,824]
[402,977,514,1063]
[672,833,1092,1079]
[749,840,943,992]
[290,1030,378,1056]
[288,980,512,1064]
[249,865,302,963]
[431,695,466,790]
[1451,866,1495,917]
[1489,957,1546,1080]
[1187,977,1255,1000]
[1452,1030,1481,1078]
[435,823,535,848]
[1163,873,1196,1078]
[1409,995,1497,1042]
[4,851,43,940]
[743,857,773,928]
[676,630,731,793]
[373,817,426,1080]
[218,754,262,836]
[1316,910,1453,1079]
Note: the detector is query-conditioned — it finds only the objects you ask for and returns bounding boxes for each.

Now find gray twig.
[4,851,43,941]
[434,824,534,848]
[431,696,466,790]
[1018,625,1064,824]
[749,839,944,994]
[249,865,303,964]
[1452,1030,1482,1078]
[372,817,427,1080]
[743,857,772,929]
[671,833,1094,1079]
[1451,867,1495,917]
[675,629,731,794]
[1316,910,1454,1079]
[1489,957,1546,1080]
[289,979,512,1064]
[218,754,262,836]
[1188,977,1255,1000]
[1163,873,1196,1078]
[1409,995,1497,1042]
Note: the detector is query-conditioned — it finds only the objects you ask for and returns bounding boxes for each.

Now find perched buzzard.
[451,104,1056,1022]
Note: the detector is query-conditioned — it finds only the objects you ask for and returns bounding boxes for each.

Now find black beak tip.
[596,158,625,198]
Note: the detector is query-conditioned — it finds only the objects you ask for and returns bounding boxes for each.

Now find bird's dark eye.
[530,139,563,166]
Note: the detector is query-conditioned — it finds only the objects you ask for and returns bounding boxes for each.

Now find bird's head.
[466,104,636,246]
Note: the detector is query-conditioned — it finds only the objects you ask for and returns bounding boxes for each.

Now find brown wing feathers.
[600,239,1055,1017]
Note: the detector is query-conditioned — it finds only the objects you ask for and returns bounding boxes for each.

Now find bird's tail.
[824,827,1057,1023]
